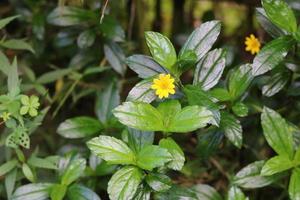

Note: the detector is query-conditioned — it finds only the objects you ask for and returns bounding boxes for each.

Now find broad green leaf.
[137,145,171,171]
[261,155,294,176]
[262,0,297,33]
[0,50,10,75]
[289,168,300,200]
[108,166,143,200]
[176,50,197,72]
[12,183,53,200]
[159,137,185,170]
[113,101,164,131]
[157,100,181,123]
[57,116,103,139]
[261,107,294,159]
[104,42,126,75]
[0,39,34,53]
[252,36,295,76]
[227,186,249,200]
[77,29,96,49]
[0,15,19,29]
[126,128,154,153]
[255,8,287,38]
[234,160,284,188]
[294,148,300,166]
[28,156,58,170]
[5,168,17,199]
[36,68,72,84]
[262,70,290,97]
[220,112,243,148]
[193,48,226,91]
[50,184,67,200]
[8,57,20,97]
[133,185,151,200]
[126,79,156,103]
[145,31,177,70]
[154,185,198,200]
[87,136,135,165]
[228,64,253,100]
[232,102,248,117]
[193,184,223,200]
[126,55,168,78]
[95,81,120,123]
[179,20,221,61]
[61,158,86,185]
[0,159,18,176]
[22,163,35,182]
[209,88,231,102]
[145,173,172,192]
[197,129,223,159]
[67,184,101,200]
[47,7,97,26]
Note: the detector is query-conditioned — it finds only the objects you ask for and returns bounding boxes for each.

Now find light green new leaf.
[22,163,35,183]
[57,116,103,139]
[159,137,185,170]
[262,0,297,33]
[0,159,18,176]
[8,57,20,97]
[261,107,294,159]
[50,184,67,200]
[87,136,135,165]
[113,101,164,131]
[289,168,300,200]
[137,145,171,171]
[0,39,35,53]
[61,158,86,185]
[261,155,294,176]
[145,31,177,70]
[108,166,143,200]
[252,36,295,76]
[12,183,53,200]
[294,148,300,166]
[0,15,19,29]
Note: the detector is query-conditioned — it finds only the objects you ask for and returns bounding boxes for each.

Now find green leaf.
[5,168,17,199]
[0,39,34,53]
[220,112,243,148]
[104,41,126,75]
[47,6,97,26]
[133,185,151,200]
[289,168,300,200]
[262,0,297,33]
[12,183,53,200]
[261,155,294,176]
[155,185,198,200]
[176,50,197,72]
[234,160,284,188]
[57,116,103,139]
[209,88,231,102]
[113,101,164,131]
[179,20,221,61]
[87,135,135,165]
[0,159,18,176]
[261,107,294,159]
[95,81,120,124]
[262,70,290,97]
[22,163,35,183]
[77,29,96,49]
[67,184,101,200]
[252,36,295,76]
[108,166,143,200]
[61,158,86,185]
[145,173,172,192]
[28,156,58,170]
[126,128,154,153]
[193,48,226,90]
[232,102,248,117]
[0,50,10,75]
[145,31,177,71]
[159,137,185,170]
[50,184,67,200]
[193,184,223,200]
[197,129,223,159]
[255,8,287,38]
[227,186,249,200]
[294,148,300,166]
[0,15,19,29]
[126,79,156,103]
[36,68,72,84]
[126,55,168,78]
[8,57,20,97]
[137,145,171,171]
[228,64,253,101]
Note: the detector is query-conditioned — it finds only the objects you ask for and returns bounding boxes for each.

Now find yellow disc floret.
[245,34,261,55]
[151,74,175,99]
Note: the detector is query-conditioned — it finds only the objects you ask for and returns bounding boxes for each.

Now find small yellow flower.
[1,112,11,122]
[245,34,261,55]
[151,74,175,99]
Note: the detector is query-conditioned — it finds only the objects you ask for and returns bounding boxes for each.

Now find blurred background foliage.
[0,0,300,199]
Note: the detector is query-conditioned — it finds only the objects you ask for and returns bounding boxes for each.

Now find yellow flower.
[151,74,176,99]
[1,112,11,122]
[245,34,261,55]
